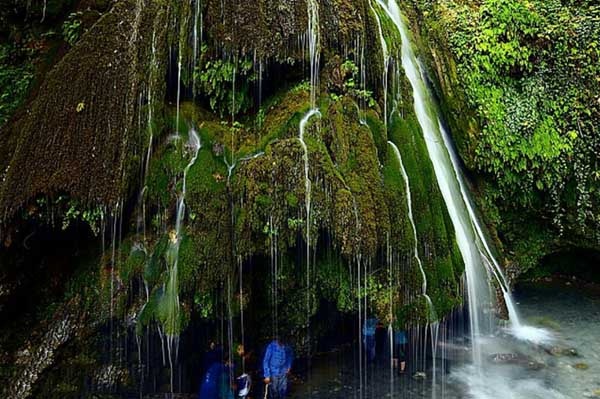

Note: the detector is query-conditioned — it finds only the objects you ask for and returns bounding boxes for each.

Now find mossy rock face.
[203,0,374,59]
[184,141,231,292]
[0,0,515,393]
[0,0,170,225]
[387,111,464,319]
[110,72,467,340]
[407,0,600,276]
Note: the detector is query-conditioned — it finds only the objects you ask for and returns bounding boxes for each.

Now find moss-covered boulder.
[0,0,170,225]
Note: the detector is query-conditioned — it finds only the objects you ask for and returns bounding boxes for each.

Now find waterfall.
[175,54,182,134]
[298,108,319,354]
[377,0,521,366]
[192,0,202,96]
[175,128,201,234]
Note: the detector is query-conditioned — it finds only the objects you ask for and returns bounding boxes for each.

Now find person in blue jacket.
[262,338,294,398]
[199,356,234,399]
[362,318,378,362]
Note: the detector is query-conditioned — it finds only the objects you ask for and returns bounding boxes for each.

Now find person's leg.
[281,374,288,397]
[367,336,376,362]
[392,343,400,368]
[270,375,282,399]
[399,344,407,373]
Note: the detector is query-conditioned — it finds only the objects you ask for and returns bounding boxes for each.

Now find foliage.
[431,0,600,246]
[195,45,256,117]
[341,60,376,107]
[21,195,104,235]
[0,44,34,126]
[315,255,355,313]
[62,12,83,46]
[61,200,103,235]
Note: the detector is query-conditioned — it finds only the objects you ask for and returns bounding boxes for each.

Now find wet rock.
[489,353,545,370]
[212,142,224,156]
[0,0,170,222]
[3,298,84,399]
[573,362,589,370]
[490,353,520,363]
[584,389,600,398]
[412,371,426,380]
[435,341,471,361]
[93,364,128,391]
[544,346,579,357]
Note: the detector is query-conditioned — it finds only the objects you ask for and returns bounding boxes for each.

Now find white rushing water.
[375,0,525,367]
[306,0,320,108]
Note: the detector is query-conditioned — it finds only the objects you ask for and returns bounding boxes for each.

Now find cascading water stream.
[377,0,523,366]
[176,54,182,135]
[306,0,320,108]
[164,126,201,391]
[192,0,202,96]
[295,2,321,393]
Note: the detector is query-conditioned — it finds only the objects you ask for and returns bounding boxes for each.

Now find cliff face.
[5,0,596,395]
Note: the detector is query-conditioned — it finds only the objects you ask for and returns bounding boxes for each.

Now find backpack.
[237,373,251,397]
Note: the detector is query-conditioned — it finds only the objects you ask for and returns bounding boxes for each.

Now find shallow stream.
[289,280,600,399]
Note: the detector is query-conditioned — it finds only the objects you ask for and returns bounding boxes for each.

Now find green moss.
[365,110,388,164]
[411,0,600,276]
[387,112,463,319]
[146,140,186,207]
[0,44,34,126]
[120,243,146,283]
[382,141,412,253]
[257,89,311,149]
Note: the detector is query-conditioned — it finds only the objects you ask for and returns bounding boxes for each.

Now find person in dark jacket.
[262,339,294,398]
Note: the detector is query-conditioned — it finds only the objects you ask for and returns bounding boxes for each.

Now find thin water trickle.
[306,0,320,108]
[388,141,436,321]
[192,0,201,96]
[370,1,390,126]
[299,3,321,388]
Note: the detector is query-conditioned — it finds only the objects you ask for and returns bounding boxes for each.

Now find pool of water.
[289,280,600,399]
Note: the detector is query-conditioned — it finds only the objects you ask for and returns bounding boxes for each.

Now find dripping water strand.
[387,141,436,320]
